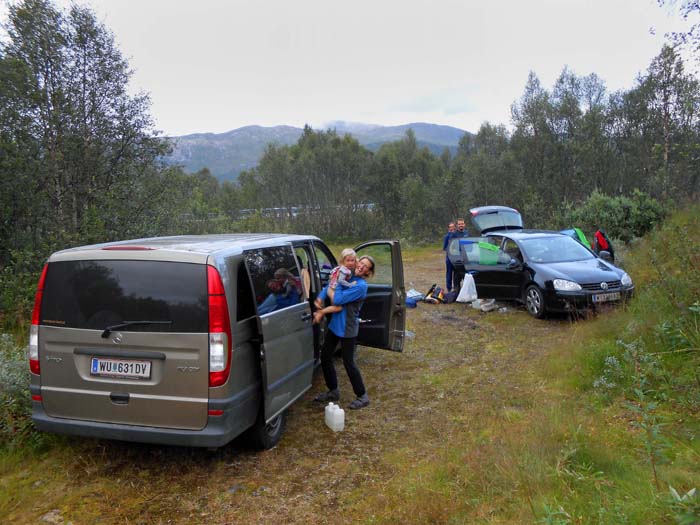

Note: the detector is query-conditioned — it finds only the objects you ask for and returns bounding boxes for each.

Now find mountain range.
[165,121,470,181]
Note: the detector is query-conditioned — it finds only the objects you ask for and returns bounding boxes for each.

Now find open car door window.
[461,239,515,299]
[354,240,405,352]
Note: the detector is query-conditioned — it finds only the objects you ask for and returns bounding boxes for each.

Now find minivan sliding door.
[244,245,314,422]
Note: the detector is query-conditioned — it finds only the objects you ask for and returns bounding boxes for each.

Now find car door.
[449,237,481,288]
[354,241,406,352]
[462,238,512,299]
[493,238,527,299]
[244,244,314,422]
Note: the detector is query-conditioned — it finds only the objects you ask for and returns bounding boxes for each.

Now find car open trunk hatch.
[38,259,210,430]
[470,206,523,235]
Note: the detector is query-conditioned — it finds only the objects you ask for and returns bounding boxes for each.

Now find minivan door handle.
[109,392,130,405]
[301,312,312,322]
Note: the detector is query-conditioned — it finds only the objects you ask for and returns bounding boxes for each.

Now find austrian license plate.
[90,357,151,379]
[592,291,621,303]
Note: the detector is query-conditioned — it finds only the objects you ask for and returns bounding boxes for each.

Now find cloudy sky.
[2,0,691,136]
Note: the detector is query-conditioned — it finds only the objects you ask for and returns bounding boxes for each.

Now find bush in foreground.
[0,334,39,450]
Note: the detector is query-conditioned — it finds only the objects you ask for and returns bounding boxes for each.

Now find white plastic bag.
[456,273,478,303]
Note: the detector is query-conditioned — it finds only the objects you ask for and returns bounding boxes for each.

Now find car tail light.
[29,264,48,375]
[208,266,232,387]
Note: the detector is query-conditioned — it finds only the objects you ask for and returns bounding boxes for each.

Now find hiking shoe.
[313,389,339,403]
[347,394,370,410]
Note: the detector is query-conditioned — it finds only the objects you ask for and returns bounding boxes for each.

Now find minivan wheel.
[525,285,546,319]
[247,408,286,450]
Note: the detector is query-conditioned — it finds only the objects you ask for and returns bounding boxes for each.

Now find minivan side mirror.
[598,250,613,264]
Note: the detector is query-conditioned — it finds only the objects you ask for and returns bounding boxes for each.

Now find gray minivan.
[29,234,405,448]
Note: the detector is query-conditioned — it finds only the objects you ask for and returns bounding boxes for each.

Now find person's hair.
[339,248,356,263]
[358,255,375,278]
[274,268,293,279]
[457,217,465,223]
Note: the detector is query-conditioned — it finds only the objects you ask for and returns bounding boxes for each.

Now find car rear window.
[40,260,208,332]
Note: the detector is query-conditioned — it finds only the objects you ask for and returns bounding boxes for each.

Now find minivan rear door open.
[354,240,406,352]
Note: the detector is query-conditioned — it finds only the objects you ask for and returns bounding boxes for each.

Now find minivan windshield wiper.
[101,320,173,338]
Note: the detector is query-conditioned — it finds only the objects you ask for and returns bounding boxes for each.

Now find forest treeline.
[1,0,699,333]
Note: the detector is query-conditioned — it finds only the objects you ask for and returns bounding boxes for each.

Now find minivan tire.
[247,406,286,450]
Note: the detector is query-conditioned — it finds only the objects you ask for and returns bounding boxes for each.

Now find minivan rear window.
[40,260,208,333]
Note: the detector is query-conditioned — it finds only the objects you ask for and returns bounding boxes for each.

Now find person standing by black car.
[448,218,468,290]
[442,221,456,291]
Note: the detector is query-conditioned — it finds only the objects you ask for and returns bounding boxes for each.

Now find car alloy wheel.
[525,285,546,319]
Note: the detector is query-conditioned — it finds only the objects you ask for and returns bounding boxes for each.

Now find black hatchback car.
[448,231,634,318]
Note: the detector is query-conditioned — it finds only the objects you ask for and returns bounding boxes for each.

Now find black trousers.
[320,331,366,398]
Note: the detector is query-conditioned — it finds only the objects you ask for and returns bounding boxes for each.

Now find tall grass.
[563,204,700,522]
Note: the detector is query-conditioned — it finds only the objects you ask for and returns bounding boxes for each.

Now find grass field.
[2,229,699,524]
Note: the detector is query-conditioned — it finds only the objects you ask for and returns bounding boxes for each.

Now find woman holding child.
[313,249,375,410]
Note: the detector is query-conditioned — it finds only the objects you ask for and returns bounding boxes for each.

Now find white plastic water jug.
[324,402,345,432]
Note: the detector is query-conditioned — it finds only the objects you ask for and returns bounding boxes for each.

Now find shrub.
[562,190,667,242]
[0,248,47,336]
[0,334,37,449]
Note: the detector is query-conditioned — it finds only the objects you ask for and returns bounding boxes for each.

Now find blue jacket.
[318,276,368,338]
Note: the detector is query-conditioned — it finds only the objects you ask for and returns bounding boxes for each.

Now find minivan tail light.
[29,264,48,375]
[208,266,232,387]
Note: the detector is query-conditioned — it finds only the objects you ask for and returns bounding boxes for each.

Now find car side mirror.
[598,250,613,264]
[506,258,521,270]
